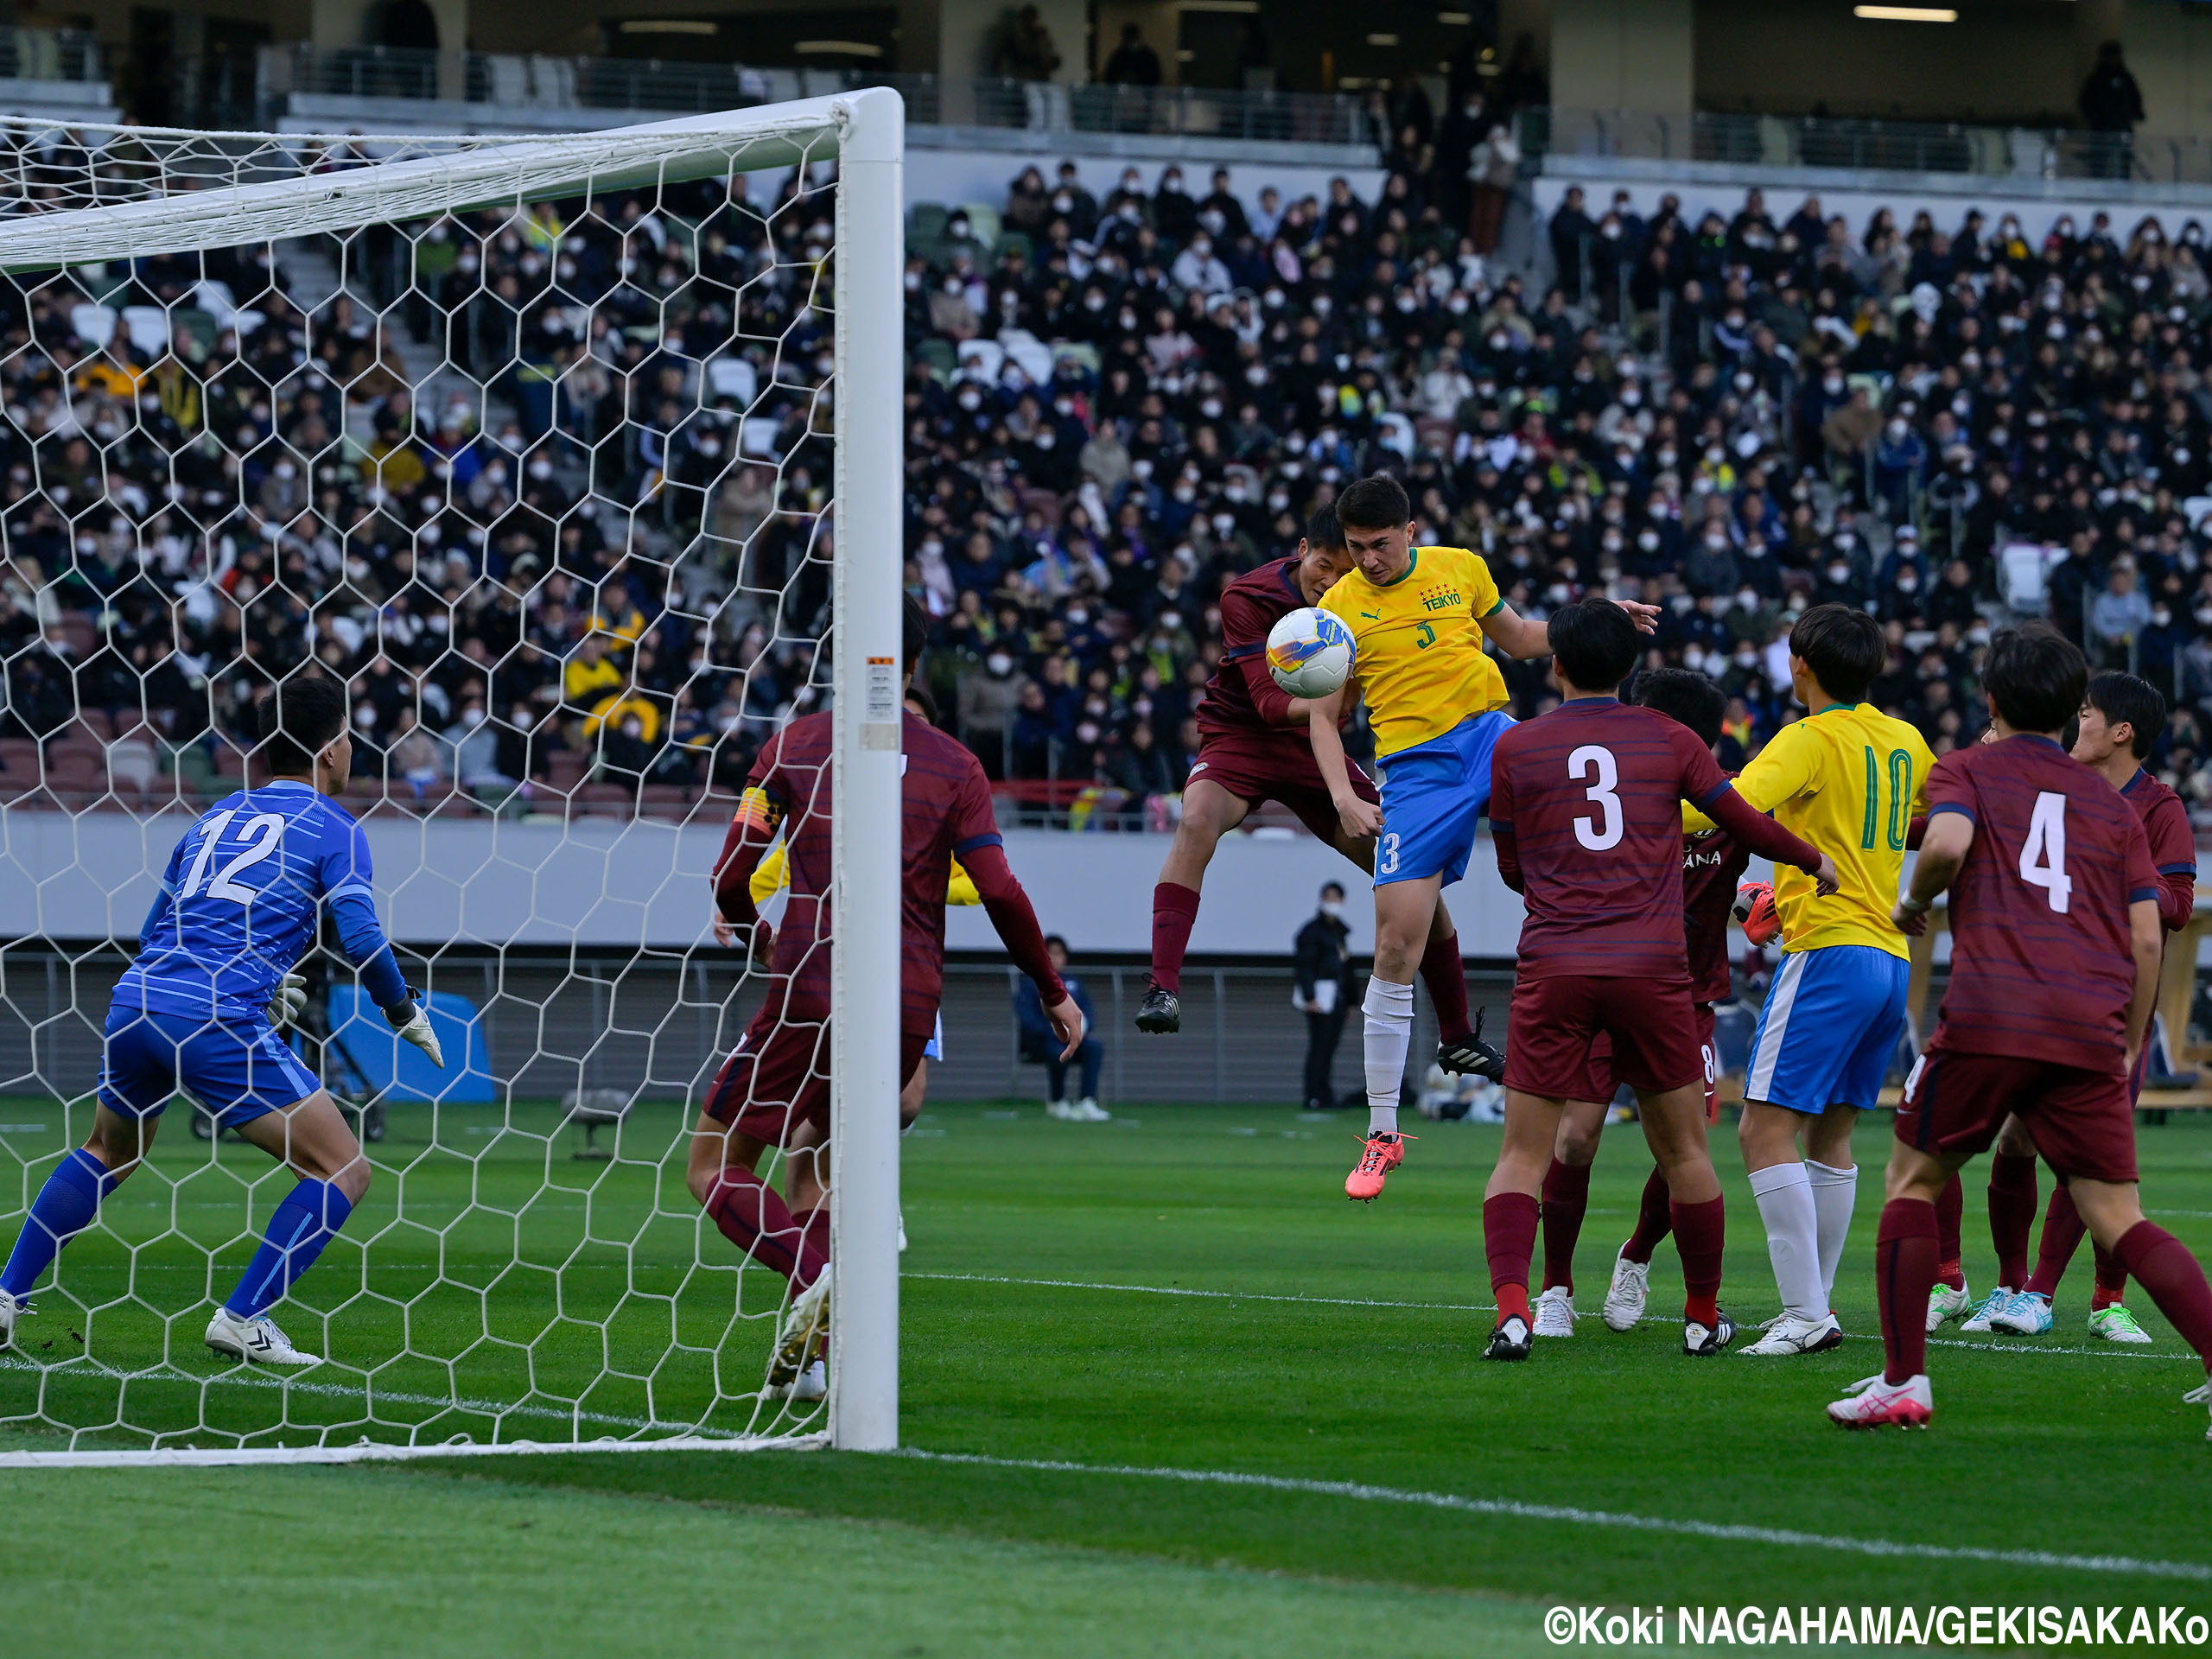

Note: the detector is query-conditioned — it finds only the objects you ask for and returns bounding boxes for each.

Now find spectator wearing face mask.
[1294,882,1357,1112]
[957,647,1025,780]
[2090,557,2153,668]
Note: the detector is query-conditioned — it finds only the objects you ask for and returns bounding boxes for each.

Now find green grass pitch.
[5,1096,2212,1655]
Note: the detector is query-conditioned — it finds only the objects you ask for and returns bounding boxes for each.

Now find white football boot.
[1987,1290,2054,1335]
[205,1308,321,1367]
[1923,1280,1973,1334]
[1531,1286,1576,1338]
[1739,1312,1843,1356]
[1600,1249,1649,1332]
[1066,1097,1111,1122]
[1827,1372,1933,1429]
[766,1267,831,1395]
[1960,1288,2015,1332]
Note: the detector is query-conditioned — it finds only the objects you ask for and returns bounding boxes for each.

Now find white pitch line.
[0,1433,821,1470]
[0,1351,754,1437]
[893,1450,2212,1582]
[908,1271,2198,1363]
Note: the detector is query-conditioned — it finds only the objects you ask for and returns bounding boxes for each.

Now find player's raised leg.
[216,1087,373,1366]
[1141,777,1249,1033]
[1346,874,1434,1199]
[1535,1095,1611,1336]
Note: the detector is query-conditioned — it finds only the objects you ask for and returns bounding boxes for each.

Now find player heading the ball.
[1136,506,1484,1073]
[1306,474,1663,1205]
[0,677,445,1368]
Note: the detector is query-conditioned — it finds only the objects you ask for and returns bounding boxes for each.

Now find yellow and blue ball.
[1265,607,1355,699]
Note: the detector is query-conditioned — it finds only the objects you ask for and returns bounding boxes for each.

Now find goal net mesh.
[0,105,874,1454]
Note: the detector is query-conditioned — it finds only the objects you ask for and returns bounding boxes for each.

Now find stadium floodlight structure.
[0,89,904,1465]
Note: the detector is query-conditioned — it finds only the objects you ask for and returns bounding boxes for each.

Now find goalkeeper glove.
[385,998,447,1070]
[266,972,308,1030]
[1732,880,1782,948]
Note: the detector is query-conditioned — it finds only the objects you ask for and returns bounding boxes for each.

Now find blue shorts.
[923,1014,944,1062]
[98,1004,321,1127]
[1373,710,1516,888]
[1743,944,1911,1115]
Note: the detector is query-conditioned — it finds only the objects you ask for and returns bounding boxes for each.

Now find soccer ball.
[1266,607,1355,699]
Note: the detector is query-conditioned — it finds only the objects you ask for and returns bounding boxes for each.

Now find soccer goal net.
[0,89,906,1464]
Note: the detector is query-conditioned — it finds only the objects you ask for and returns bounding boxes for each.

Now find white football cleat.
[773,1358,827,1404]
[766,1267,831,1395]
[1684,1309,1735,1356]
[205,1309,321,1367]
[1532,1286,1576,1338]
[1987,1290,2053,1335]
[1600,1249,1649,1332]
[1924,1280,1973,1334]
[1739,1312,1843,1356]
[1960,1288,2015,1332]
[0,1288,26,1350]
[1067,1097,1111,1122]
[2183,1379,2209,1405]
[1827,1371,1933,1429]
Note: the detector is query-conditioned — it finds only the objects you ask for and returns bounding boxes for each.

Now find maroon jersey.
[1926,735,2161,1072]
[1198,556,1309,739]
[739,709,1001,1033]
[1489,698,1738,980]
[1682,820,1754,1005]
[2121,766,2197,931]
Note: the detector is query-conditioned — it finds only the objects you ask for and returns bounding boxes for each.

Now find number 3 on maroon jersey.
[1568,745,1624,851]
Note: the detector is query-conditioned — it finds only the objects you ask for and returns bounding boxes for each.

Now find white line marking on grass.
[0,1433,819,1470]
[907,1271,1496,1313]
[911,1274,2202,1366]
[0,1351,695,1435]
[893,1450,2212,1582]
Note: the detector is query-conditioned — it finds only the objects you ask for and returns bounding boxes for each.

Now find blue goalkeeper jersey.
[114,780,409,1025]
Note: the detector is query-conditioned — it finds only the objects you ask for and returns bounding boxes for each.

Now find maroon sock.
[1484,1192,1540,1323]
[1671,1194,1726,1325]
[1622,1165,1674,1265]
[2090,1237,2129,1309]
[1876,1198,1940,1385]
[1986,1153,2039,1289]
[792,1204,832,1273]
[2025,1184,2088,1300]
[2115,1222,2212,1372]
[1540,1158,1592,1294]
[1417,931,1472,1047]
[1149,882,1201,995]
[705,1166,824,1287]
[1932,1172,1965,1290]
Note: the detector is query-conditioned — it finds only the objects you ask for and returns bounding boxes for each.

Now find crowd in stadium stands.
[10,130,2212,830]
[900,160,2212,828]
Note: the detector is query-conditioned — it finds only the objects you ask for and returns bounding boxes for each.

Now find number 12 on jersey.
[180,810,287,906]
[2018,791,2071,913]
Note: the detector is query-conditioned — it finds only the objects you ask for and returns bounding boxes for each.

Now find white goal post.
[0,89,905,1464]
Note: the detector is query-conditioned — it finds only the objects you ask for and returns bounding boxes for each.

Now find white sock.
[1747,1161,1825,1321]
[1363,976,1414,1136]
[1805,1160,1859,1304]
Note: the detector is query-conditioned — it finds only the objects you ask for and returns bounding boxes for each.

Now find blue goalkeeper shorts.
[1373,710,1515,888]
[1743,944,1910,1115]
[98,1004,320,1127]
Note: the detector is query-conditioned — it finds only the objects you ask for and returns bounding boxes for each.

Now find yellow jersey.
[1317,544,1507,759]
[749,842,977,908]
[1690,703,1936,959]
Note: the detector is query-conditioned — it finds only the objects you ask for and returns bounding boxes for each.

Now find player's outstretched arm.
[1702,785,1838,895]
[961,844,1084,1058]
[321,815,445,1068]
[1478,596,1659,660]
[1893,809,1974,935]
[1305,686,1382,839]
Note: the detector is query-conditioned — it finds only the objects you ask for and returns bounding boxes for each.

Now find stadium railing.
[1520,107,2173,183]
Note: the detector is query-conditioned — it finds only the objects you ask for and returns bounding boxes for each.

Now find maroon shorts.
[1570,1002,1721,1122]
[702,997,929,1148]
[1505,974,1706,1100]
[1185,728,1379,842]
[1897,1046,2139,1185]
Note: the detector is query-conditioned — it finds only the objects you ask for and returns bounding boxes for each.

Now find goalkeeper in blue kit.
[0,677,444,1366]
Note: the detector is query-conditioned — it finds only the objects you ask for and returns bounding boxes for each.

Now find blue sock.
[2,1148,120,1298]
[223,1179,353,1319]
